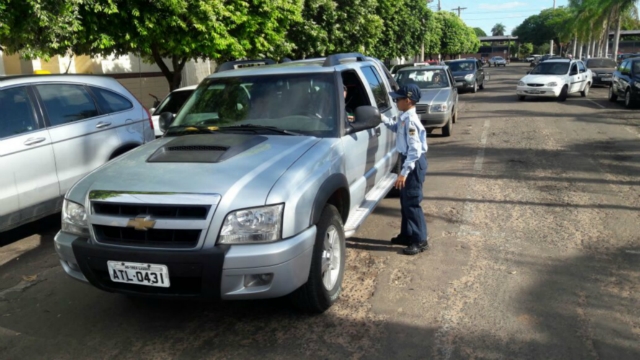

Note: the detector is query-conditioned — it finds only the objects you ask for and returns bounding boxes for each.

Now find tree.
[435,11,471,58]
[286,0,337,59]
[473,27,487,37]
[520,42,534,56]
[0,0,84,59]
[78,0,302,91]
[512,7,572,54]
[370,0,430,60]
[491,23,506,36]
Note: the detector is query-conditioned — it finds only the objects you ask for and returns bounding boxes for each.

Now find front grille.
[94,225,200,248]
[527,83,544,87]
[167,145,227,152]
[416,105,429,114]
[93,203,209,220]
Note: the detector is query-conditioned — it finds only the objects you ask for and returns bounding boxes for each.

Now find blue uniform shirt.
[382,107,428,177]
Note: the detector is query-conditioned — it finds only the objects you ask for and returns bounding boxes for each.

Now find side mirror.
[149,107,156,113]
[159,112,175,132]
[346,106,381,134]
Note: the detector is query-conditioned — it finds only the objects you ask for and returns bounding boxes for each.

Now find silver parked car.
[0,75,155,232]
[489,56,507,67]
[395,65,458,136]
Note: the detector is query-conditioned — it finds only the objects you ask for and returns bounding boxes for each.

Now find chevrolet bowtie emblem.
[126,216,156,231]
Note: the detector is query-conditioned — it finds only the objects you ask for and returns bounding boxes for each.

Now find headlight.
[61,199,89,237]
[518,81,525,86]
[430,103,448,112]
[634,82,640,89]
[218,204,283,244]
[464,74,474,81]
[546,82,558,87]
[592,73,598,77]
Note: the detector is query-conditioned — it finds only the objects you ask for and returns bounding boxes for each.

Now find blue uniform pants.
[400,154,428,244]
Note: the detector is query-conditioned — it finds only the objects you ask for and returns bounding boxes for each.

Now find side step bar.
[344,173,397,238]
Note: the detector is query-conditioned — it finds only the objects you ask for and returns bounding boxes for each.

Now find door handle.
[24,137,46,146]
[375,127,381,137]
[96,122,112,129]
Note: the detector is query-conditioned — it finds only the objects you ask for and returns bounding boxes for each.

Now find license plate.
[527,90,541,94]
[107,261,170,288]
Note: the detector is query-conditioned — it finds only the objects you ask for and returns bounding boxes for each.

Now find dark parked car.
[616,53,639,65]
[609,58,640,108]
[531,54,562,67]
[585,58,617,86]
[445,59,486,93]
[390,62,429,75]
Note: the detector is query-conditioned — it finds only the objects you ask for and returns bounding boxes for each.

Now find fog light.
[66,261,79,271]
[244,273,274,288]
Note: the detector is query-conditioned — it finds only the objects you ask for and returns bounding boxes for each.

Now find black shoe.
[391,234,411,246]
[403,241,429,255]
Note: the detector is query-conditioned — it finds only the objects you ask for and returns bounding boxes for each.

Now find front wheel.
[442,116,452,137]
[479,78,485,90]
[625,89,635,109]
[472,80,478,93]
[608,86,618,102]
[558,86,568,102]
[290,204,346,313]
[581,82,590,97]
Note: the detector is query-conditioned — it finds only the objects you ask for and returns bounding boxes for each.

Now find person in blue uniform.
[383,84,429,255]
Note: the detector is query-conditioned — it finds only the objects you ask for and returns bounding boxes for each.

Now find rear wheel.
[581,82,590,97]
[290,205,346,313]
[608,86,618,102]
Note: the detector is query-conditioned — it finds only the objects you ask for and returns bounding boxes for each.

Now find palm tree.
[491,23,506,36]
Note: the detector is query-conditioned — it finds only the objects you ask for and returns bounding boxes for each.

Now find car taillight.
[144,107,154,130]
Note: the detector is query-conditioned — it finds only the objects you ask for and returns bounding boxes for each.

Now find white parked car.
[489,56,507,67]
[517,59,592,101]
[526,54,541,62]
[149,85,197,137]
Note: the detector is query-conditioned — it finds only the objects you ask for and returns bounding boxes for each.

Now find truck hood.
[418,88,451,105]
[67,134,320,204]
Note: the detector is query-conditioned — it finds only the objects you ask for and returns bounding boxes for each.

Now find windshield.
[153,90,194,115]
[447,61,475,72]
[396,69,450,89]
[586,59,616,68]
[494,57,504,61]
[170,73,337,137]
[530,62,570,75]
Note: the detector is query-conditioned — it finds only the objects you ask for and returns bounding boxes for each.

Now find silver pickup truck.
[54,53,402,312]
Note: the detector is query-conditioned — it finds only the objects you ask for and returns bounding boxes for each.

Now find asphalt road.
[1,63,639,360]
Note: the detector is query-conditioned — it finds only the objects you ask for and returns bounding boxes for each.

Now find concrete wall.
[0,50,5,75]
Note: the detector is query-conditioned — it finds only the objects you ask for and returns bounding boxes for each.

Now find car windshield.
[447,61,475,72]
[170,73,337,137]
[391,64,416,74]
[153,90,194,115]
[396,69,449,89]
[587,59,616,68]
[530,62,570,75]
[494,57,504,61]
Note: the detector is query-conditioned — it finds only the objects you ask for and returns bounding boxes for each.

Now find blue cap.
[389,84,421,102]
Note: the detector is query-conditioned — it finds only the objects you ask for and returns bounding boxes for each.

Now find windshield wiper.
[222,124,302,136]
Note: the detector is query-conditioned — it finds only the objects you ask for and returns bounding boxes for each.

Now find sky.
[429,0,570,36]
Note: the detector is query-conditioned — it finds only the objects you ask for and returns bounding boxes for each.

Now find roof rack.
[215,59,276,73]
[323,52,367,67]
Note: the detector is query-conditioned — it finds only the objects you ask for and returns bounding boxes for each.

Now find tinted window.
[0,87,38,139]
[92,87,133,113]
[570,64,578,74]
[578,62,586,73]
[447,61,475,72]
[361,66,391,110]
[153,90,194,115]
[586,59,617,68]
[620,60,629,72]
[530,62,570,75]
[36,84,99,126]
[633,62,640,74]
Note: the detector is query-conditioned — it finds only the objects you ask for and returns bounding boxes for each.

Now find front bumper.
[418,112,449,127]
[454,79,474,89]
[516,86,561,97]
[54,226,316,300]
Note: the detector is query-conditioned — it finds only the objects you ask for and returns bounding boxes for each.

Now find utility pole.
[438,0,441,11]
[452,6,467,17]
[549,0,556,55]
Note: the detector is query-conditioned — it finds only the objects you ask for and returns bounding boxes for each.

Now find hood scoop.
[147,134,267,163]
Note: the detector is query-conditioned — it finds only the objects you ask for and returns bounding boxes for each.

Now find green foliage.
[491,23,506,36]
[434,11,478,57]
[520,42,534,56]
[512,7,572,47]
[473,27,487,37]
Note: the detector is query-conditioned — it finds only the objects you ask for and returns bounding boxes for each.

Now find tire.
[624,89,635,109]
[608,86,618,102]
[581,82,590,97]
[290,204,346,313]
[518,95,526,101]
[442,116,452,137]
[558,85,568,102]
[472,80,478,93]
[452,107,457,124]
[479,78,484,90]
